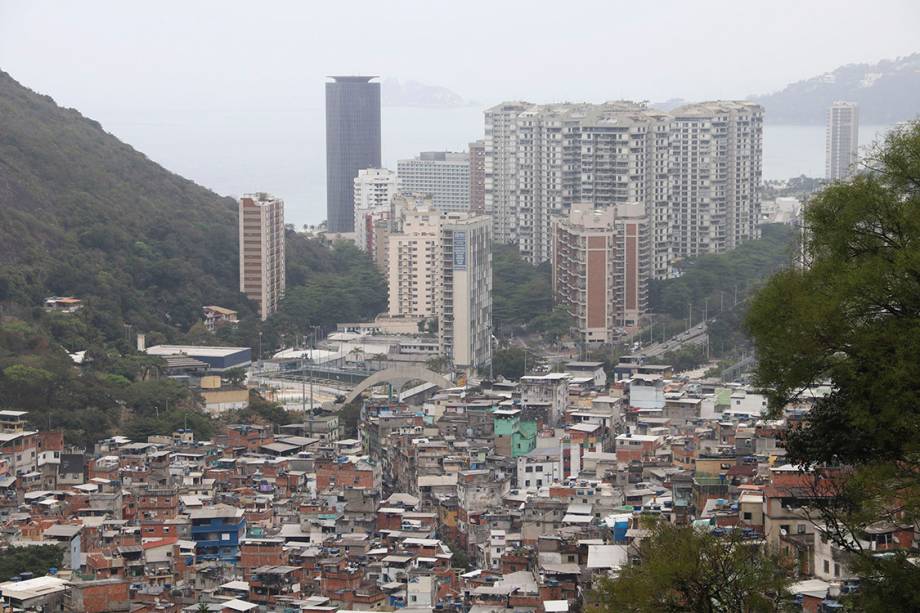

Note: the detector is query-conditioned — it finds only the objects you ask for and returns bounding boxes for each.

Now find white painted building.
[353,168,397,253]
[397,152,470,212]
[484,100,763,276]
[826,101,859,181]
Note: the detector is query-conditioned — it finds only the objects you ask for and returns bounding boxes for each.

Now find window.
[834,563,840,577]
[743,512,752,521]
[797,524,806,535]
[824,560,830,574]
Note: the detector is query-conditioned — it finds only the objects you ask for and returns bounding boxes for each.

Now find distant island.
[381,78,472,108]
[749,52,920,125]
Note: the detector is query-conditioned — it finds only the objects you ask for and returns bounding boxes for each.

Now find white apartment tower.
[484,102,530,244]
[826,101,859,181]
[397,152,471,212]
[239,193,286,320]
[353,168,398,254]
[440,214,493,370]
[484,100,763,276]
[386,201,492,370]
[669,101,763,261]
[387,204,442,318]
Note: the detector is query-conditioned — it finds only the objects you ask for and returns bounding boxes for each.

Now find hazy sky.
[2,0,919,224]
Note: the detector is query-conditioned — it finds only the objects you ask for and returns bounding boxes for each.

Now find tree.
[491,347,527,380]
[531,305,573,343]
[222,367,247,387]
[745,121,920,609]
[590,522,790,613]
[0,545,63,581]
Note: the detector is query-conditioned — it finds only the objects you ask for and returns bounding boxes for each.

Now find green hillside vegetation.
[492,243,572,341]
[0,70,249,339]
[649,223,798,320]
[0,70,387,445]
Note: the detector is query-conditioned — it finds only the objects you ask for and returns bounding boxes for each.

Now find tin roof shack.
[0,576,69,612]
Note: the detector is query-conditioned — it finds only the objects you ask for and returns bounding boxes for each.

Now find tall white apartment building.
[826,101,859,181]
[239,193,285,320]
[484,102,530,244]
[353,168,398,254]
[669,101,763,261]
[387,204,442,318]
[386,201,492,370]
[397,152,470,212]
[484,100,763,276]
[440,214,492,370]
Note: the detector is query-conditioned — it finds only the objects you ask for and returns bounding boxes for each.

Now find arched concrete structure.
[341,366,452,404]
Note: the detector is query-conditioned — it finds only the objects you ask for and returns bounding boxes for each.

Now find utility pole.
[688,302,693,331]
[703,298,709,323]
[720,291,724,313]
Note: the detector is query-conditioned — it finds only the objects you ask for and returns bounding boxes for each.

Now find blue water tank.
[613,520,629,543]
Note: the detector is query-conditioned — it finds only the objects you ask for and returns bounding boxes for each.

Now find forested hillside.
[0,70,387,445]
[0,70,250,339]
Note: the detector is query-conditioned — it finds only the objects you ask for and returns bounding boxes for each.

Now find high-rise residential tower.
[552,203,650,345]
[353,168,397,254]
[325,76,381,233]
[386,200,492,371]
[239,193,286,320]
[468,140,486,214]
[439,214,492,371]
[826,101,859,181]
[397,152,470,212]
[484,100,763,275]
[668,101,763,262]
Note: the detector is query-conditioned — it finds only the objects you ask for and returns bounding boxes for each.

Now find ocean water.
[99,105,889,228]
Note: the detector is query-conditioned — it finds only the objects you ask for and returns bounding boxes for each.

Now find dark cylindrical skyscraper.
[325,76,381,233]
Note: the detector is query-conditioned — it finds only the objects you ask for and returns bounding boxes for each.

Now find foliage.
[490,347,527,380]
[590,522,790,613]
[0,71,389,447]
[426,356,452,374]
[745,121,920,609]
[530,305,573,343]
[229,391,294,427]
[659,344,708,373]
[338,401,362,439]
[649,224,797,321]
[492,243,553,334]
[0,545,63,581]
[0,70,253,341]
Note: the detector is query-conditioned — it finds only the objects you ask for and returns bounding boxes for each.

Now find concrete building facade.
[484,100,763,275]
[386,201,493,370]
[439,213,493,370]
[397,152,470,212]
[468,140,486,214]
[552,203,650,345]
[353,168,398,255]
[825,101,859,181]
[239,193,285,320]
[326,76,382,233]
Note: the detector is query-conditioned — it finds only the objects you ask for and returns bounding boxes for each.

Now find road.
[637,322,708,358]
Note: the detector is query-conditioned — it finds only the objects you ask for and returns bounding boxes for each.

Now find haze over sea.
[99,105,890,228]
